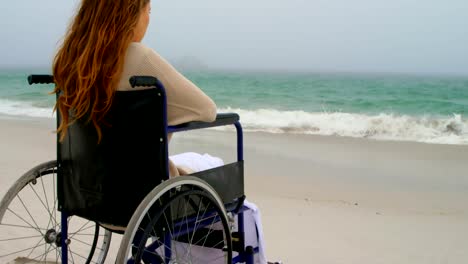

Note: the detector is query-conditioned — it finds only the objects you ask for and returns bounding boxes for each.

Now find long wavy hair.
[53,0,150,142]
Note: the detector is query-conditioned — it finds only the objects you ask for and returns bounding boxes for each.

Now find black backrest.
[57,88,168,227]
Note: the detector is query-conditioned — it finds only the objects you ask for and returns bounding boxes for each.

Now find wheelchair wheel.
[116,176,232,264]
[0,160,112,264]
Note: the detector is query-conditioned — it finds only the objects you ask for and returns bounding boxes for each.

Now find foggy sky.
[1,0,467,75]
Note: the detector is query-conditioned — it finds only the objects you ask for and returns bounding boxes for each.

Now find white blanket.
[171,152,268,264]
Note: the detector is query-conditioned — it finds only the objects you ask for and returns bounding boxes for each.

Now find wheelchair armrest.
[168,113,240,133]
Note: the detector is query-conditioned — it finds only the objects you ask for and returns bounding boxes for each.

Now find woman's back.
[53,0,217,177]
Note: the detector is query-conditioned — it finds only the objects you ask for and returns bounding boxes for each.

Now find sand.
[1,116,468,263]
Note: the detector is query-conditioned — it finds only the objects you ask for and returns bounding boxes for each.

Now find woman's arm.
[143,48,217,125]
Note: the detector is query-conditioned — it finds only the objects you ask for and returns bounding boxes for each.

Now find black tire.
[0,160,112,263]
[116,176,232,264]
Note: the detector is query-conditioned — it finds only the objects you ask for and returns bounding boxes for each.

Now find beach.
[2,0,468,261]
[1,116,467,263]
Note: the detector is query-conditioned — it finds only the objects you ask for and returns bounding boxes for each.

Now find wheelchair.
[0,75,260,263]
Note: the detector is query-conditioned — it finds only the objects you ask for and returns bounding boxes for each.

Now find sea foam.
[0,99,55,118]
[0,99,466,145]
[218,107,468,145]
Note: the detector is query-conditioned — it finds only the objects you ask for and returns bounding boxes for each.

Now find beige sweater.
[118,42,217,176]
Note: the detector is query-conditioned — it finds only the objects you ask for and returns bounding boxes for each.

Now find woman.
[53,0,216,177]
[53,2,269,262]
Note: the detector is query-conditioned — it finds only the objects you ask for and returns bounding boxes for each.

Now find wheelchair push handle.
[129,76,161,88]
[28,75,54,85]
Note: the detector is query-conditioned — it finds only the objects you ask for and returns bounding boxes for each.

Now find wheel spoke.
[28,182,50,213]
[69,224,95,236]
[0,242,47,258]
[146,212,158,241]
[0,223,47,231]
[191,211,224,262]
[44,243,54,262]
[71,233,99,236]
[184,199,192,261]
[196,217,218,248]
[186,196,210,262]
[6,208,43,234]
[44,242,48,262]
[53,244,59,263]
[53,173,58,229]
[69,247,76,263]
[161,205,177,262]
[28,182,56,230]
[26,235,45,258]
[188,196,204,247]
[0,234,43,242]
[73,236,102,251]
[162,206,174,240]
[172,193,184,261]
[178,194,190,243]
[0,163,111,264]
[132,243,172,260]
[17,194,43,235]
[172,242,191,264]
[69,221,93,240]
[30,243,55,262]
[40,174,55,230]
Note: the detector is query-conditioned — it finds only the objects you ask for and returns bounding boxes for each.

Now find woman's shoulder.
[127,42,161,58]
[128,43,173,70]
[127,42,152,55]
[127,42,169,68]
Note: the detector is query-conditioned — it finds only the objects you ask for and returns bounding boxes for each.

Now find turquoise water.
[0,70,55,108]
[0,69,467,144]
[186,71,468,116]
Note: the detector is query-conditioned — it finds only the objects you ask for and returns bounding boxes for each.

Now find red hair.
[53,0,150,142]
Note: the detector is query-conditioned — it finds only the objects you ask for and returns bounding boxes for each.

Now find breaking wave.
[1,99,466,145]
[0,99,54,118]
[217,107,468,145]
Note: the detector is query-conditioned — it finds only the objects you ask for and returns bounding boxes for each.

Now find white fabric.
[243,201,268,264]
[170,152,267,264]
[170,152,224,172]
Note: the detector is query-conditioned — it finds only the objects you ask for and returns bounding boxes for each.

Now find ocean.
[0,69,467,145]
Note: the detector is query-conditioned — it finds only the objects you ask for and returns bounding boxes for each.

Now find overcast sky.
[1,0,467,75]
